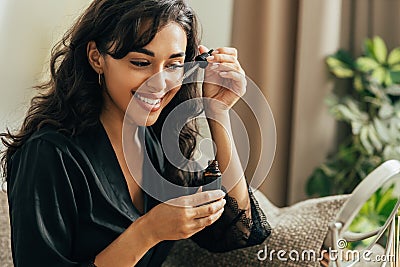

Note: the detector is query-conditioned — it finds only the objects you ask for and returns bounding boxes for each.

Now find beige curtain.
[231,0,400,207]
[231,0,299,207]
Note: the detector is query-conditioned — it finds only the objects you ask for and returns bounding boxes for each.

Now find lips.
[131,91,164,112]
[135,94,161,105]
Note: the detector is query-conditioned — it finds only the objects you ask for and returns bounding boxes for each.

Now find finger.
[213,47,238,57]
[187,189,226,207]
[191,198,226,219]
[198,44,209,54]
[219,71,246,83]
[194,207,224,228]
[208,62,243,73]
[218,71,247,97]
[207,54,237,64]
[166,188,224,207]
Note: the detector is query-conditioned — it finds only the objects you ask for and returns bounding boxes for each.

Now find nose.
[146,70,167,93]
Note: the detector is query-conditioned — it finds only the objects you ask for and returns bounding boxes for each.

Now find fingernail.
[207,56,214,61]
[220,72,228,76]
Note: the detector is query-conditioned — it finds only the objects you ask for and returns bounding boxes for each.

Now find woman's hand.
[199,45,247,114]
[143,189,226,243]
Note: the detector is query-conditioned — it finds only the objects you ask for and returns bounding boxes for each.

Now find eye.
[166,64,184,71]
[130,61,150,67]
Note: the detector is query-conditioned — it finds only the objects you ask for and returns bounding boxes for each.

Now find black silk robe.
[7,122,271,267]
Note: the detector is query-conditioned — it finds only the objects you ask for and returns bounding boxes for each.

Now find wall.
[187,0,233,48]
[0,0,91,144]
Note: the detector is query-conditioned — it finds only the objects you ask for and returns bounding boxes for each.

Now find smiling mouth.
[134,93,161,105]
[131,91,164,112]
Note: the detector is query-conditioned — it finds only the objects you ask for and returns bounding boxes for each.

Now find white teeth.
[135,94,161,105]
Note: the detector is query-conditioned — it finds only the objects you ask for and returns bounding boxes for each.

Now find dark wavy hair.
[1,0,203,186]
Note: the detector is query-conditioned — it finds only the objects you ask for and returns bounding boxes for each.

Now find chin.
[123,109,161,127]
[143,115,160,126]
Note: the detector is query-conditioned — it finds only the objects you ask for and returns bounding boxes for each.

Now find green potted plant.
[306,36,400,197]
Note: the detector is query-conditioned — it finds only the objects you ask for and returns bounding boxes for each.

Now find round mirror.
[335,162,400,266]
[347,173,399,243]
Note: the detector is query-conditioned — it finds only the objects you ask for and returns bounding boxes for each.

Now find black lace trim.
[246,187,271,245]
[225,186,271,246]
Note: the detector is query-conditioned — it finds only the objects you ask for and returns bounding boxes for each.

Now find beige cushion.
[0,192,12,267]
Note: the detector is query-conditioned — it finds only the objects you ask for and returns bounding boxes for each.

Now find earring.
[98,73,102,86]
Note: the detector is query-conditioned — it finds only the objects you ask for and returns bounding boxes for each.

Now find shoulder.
[7,129,78,198]
[20,125,98,158]
[26,126,76,151]
[9,127,83,177]
[11,126,80,166]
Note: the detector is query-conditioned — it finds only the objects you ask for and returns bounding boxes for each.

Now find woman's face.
[101,22,187,126]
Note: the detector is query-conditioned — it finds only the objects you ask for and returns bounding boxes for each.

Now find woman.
[1,0,271,266]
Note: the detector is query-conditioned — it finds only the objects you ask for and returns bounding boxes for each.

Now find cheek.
[106,70,144,91]
[104,61,149,90]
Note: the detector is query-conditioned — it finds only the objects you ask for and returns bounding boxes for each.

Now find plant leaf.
[390,70,400,84]
[351,121,363,135]
[305,169,332,197]
[385,70,393,86]
[376,185,395,214]
[319,164,337,177]
[391,64,400,71]
[366,82,390,101]
[383,146,393,161]
[373,36,387,64]
[334,105,359,121]
[345,98,369,122]
[360,126,374,155]
[364,96,382,107]
[379,199,398,217]
[356,57,379,72]
[379,103,394,119]
[389,118,399,141]
[364,38,375,59]
[326,56,354,78]
[385,85,400,96]
[388,47,400,66]
[368,125,383,151]
[334,49,355,66]
[373,118,390,143]
[371,67,387,84]
[353,74,364,91]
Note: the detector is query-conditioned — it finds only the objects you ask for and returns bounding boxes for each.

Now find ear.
[87,41,104,74]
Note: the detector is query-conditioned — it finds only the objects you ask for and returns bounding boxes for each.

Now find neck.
[100,106,140,148]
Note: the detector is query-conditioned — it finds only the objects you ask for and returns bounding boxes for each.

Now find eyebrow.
[131,48,185,58]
